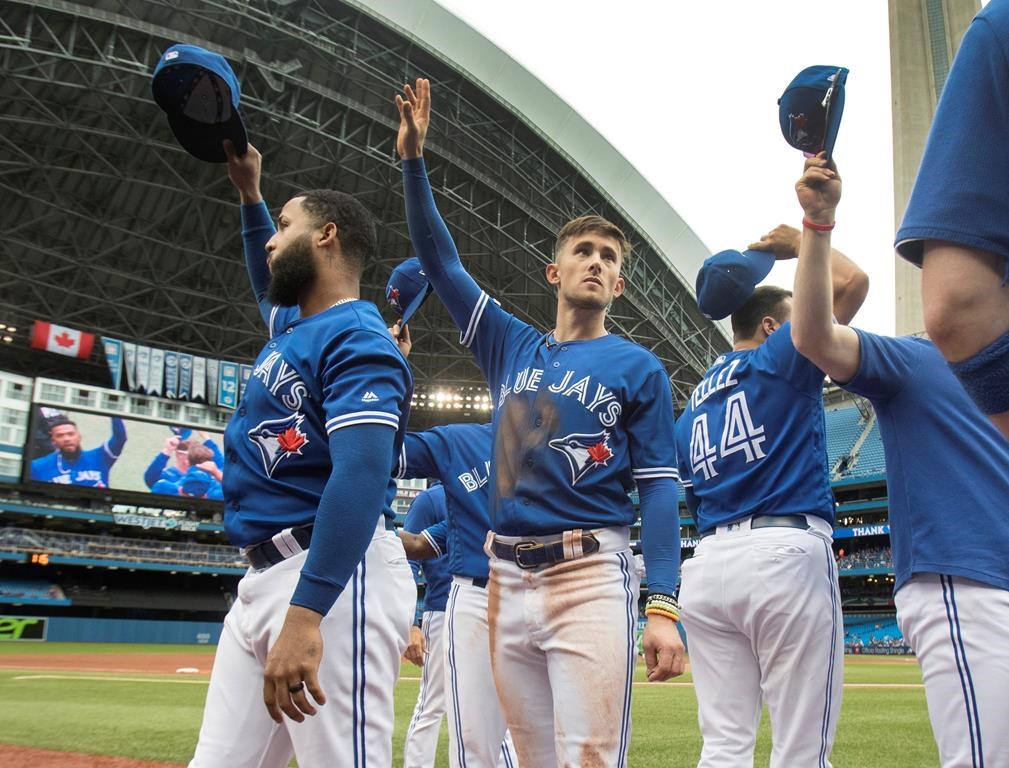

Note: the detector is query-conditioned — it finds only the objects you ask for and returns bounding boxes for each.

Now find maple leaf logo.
[54,332,75,348]
[587,441,613,464]
[277,426,306,453]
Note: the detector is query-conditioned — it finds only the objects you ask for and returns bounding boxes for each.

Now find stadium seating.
[843,614,905,649]
[824,406,865,475]
[848,422,886,477]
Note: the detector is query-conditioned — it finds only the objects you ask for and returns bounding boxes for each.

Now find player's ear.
[317,222,338,249]
[761,315,778,336]
[545,262,560,285]
[612,275,625,298]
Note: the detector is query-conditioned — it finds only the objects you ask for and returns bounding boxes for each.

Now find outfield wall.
[0,615,222,644]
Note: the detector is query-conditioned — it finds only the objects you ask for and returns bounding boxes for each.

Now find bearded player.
[30,415,126,488]
[396,79,683,767]
[187,141,415,768]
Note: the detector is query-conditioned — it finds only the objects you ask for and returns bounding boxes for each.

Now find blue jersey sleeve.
[105,417,127,465]
[422,519,449,558]
[396,431,442,481]
[144,452,169,489]
[240,202,298,335]
[402,157,526,382]
[404,490,436,578]
[760,322,825,396]
[627,366,679,482]
[204,439,225,468]
[842,330,924,403]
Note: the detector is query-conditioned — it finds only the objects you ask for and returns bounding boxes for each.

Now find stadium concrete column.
[889,0,979,336]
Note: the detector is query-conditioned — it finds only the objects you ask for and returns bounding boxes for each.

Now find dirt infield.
[0,745,183,768]
[0,653,212,675]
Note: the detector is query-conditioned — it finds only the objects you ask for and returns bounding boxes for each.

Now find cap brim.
[822,88,845,159]
[400,284,434,325]
[166,109,248,163]
[742,248,776,285]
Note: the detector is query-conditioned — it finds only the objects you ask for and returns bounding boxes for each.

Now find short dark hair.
[555,215,632,267]
[731,286,792,339]
[297,190,378,272]
[47,417,77,433]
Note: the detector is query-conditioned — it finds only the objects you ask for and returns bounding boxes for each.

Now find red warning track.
[0,745,184,768]
[0,653,212,675]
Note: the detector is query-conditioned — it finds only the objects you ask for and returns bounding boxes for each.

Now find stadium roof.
[0,0,729,424]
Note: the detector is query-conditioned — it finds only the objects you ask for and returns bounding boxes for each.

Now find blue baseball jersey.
[224,203,412,549]
[30,417,126,488]
[675,322,833,532]
[842,333,1009,592]
[896,0,1009,279]
[403,484,451,612]
[396,422,493,579]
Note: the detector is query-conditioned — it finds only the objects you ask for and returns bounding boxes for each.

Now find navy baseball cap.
[695,249,776,321]
[180,468,213,498]
[386,257,433,325]
[152,43,248,163]
[778,66,849,159]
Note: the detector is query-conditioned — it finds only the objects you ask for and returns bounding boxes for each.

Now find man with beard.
[30,414,126,488]
[188,141,416,768]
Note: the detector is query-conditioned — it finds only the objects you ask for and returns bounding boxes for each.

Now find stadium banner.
[239,364,252,401]
[101,337,123,390]
[148,347,165,397]
[218,362,239,409]
[833,523,890,540]
[30,321,95,360]
[0,615,47,642]
[23,405,225,502]
[164,351,179,399]
[135,345,151,394]
[122,342,137,392]
[111,510,201,532]
[178,354,193,400]
[192,356,207,403]
[206,359,219,406]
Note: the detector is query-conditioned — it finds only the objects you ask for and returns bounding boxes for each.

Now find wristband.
[644,592,681,622]
[803,217,835,232]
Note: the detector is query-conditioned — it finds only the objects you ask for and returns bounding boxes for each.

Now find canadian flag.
[31,321,96,359]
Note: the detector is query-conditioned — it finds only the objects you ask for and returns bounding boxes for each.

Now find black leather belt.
[246,518,396,570]
[698,514,810,540]
[491,532,600,569]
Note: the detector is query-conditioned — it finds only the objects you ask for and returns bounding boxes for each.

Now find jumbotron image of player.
[29,414,127,488]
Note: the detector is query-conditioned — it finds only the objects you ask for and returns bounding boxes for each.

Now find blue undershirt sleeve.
[290,423,396,616]
[402,157,484,334]
[240,202,276,327]
[108,417,127,458]
[143,453,168,489]
[637,476,681,595]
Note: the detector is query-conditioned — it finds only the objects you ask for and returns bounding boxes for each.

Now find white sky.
[436,0,897,334]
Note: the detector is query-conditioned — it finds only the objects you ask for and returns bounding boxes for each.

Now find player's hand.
[405,625,425,666]
[224,140,264,205]
[795,152,840,226]
[163,435,180,456]
[643,615,686,682]
[263,605,327,724]
[396,78,430,160]
[389,321,412,357]
[748,224,802,261]
[196,460,223,480]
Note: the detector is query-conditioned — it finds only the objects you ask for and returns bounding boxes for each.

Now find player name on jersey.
[690,357,742,410]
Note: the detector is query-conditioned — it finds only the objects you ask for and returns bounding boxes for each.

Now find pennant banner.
[101,338,123,390]
[239,364,252,402]
[31,321,95,359]
[206,359,220,407]
[148,347,165,397]
[218,362,239,409]
[178,354,193,400]
[192,356,206,403]
[135,346,151,394]
[164,351,179,399]
[122,342,137,392]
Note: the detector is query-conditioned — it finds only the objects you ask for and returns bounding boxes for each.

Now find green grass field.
[0,643,938,766]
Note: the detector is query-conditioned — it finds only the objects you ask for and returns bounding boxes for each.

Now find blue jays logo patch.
[548,429,614,486]
[386,286,401,309]
[248,413,309,477]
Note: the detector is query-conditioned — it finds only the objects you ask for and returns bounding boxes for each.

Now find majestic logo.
[362,391,379,403]
[248,413,309,477]
[548,430,614,485]
[386,286,401,309]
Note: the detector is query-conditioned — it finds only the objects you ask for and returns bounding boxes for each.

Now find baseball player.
[188,141,415,768]
[402,483,452,768]
[790,153,1009,767]
[143,430,223,490]
[29,414,126,488]
[390,413,517,768]
[396,79,683,767]
[895,0,1009,440]
[674,180,868,764]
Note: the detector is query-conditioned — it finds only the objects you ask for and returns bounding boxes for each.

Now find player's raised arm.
[396,79,484,336]
[107,416,127,458]
[788,154,864,384]
[224,141,275,327]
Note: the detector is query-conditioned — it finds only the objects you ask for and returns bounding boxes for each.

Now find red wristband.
[803,217,835,232]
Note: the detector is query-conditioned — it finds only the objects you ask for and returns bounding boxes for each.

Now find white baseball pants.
[896,574,1009,768]
[189,520,416,768]
[679,516,843,768]
[403,610,447,768]
[487,527,639,768]
[444,576,517,768]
